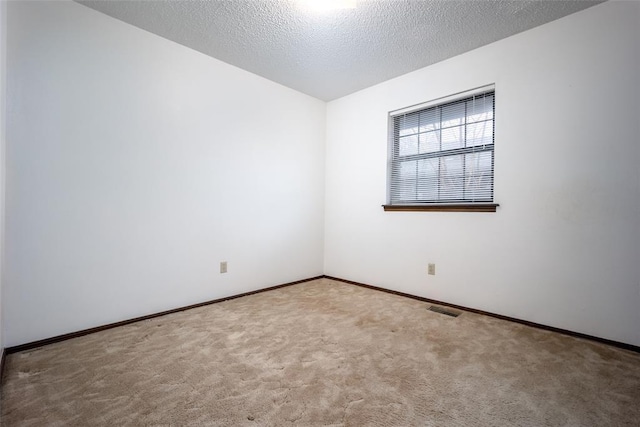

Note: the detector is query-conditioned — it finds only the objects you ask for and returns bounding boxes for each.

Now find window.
[384,85,498,212]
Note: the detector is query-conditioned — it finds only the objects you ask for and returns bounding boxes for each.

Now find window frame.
[383,84,499,213]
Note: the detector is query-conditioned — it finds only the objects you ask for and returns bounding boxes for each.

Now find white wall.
[325,1,640,346]
[0,0,7,351]
[5,0,639,349]
[5,1,326,347]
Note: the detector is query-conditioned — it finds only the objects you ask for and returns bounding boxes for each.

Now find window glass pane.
[419,131,440,154]
[466,94,494,124]
[466,120,493,147]
[398,113,420,137]
[399,160,417,179]
[397,160,417,201]
[464,151,493,201]
[441,102,465,129]
[439,154,464,200]
[441,125,463,151]
[398,134,419,156]
[417,158,439,200]
[419,108,439,132]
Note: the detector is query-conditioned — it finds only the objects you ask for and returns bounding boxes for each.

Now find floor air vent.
[428,306,461,318]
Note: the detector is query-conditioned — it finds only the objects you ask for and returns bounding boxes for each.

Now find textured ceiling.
[77,0,602,101]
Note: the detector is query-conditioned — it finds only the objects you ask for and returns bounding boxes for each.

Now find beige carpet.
[1,278,639,426]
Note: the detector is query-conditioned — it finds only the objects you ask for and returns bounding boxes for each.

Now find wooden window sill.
[382,203,499,212]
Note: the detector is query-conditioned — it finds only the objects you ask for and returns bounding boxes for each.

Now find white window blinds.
[388,86,495,205]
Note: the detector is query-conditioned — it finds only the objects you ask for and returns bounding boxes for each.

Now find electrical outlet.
[220,261,228,274]
[428,263,436,275]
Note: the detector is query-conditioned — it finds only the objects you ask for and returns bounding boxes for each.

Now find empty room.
[0,0,639,425]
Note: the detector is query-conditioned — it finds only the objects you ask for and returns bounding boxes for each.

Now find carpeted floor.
[1,278,639,426]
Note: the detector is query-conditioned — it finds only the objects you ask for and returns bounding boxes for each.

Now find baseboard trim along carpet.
[0,348,6,383]
[4,273,638,377]
[4,276,324,356]
[324,275,640,354]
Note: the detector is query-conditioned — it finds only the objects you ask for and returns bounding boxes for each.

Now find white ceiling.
[77,0,602,101]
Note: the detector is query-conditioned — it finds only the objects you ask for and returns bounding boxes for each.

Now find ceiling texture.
[77,0,602,101]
